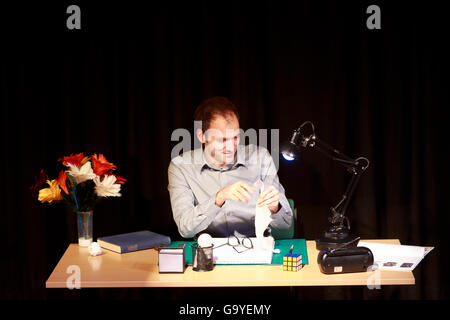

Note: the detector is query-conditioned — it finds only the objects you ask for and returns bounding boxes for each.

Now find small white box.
[158,244,186,273]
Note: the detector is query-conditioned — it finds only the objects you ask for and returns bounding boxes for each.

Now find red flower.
[91,154,117,176]
[56,170,69,195]
[30,169,48,197]
[114,175,127,185]
[58,153,85,167]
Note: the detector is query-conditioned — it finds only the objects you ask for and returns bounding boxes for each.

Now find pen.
[289,245,294,254]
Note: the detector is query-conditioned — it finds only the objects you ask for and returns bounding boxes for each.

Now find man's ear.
[196,128,206,144]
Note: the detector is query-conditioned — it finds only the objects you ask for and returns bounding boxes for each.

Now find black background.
[1,0,449,302]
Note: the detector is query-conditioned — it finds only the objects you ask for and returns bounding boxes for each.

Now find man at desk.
[168,96,293,239]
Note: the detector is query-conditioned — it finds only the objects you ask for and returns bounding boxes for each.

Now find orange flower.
[38,179,63,203]
[58,153,85,167]
[114,175,127,185]
[56,170,69,195]
[91,154,117,176]
[80,156,90,166]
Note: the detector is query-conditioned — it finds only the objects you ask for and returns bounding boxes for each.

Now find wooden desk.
[46,239,415,288]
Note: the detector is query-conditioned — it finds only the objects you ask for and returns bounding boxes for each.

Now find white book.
[358,241,434,271]
[211,237,274,265]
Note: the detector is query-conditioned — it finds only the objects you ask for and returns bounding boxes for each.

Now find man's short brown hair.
[194,96,240,132]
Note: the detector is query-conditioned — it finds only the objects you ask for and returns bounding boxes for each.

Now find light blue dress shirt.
[167,144,293,238]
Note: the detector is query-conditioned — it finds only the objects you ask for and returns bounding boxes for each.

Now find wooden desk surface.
[46,239,415,288]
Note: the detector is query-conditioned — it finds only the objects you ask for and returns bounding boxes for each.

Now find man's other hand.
[215,181,255,207]
[257,186,280,213]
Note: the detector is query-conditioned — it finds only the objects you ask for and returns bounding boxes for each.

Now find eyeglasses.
[213,235,254,253]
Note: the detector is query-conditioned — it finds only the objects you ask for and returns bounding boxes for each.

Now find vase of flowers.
[31,153,126,247]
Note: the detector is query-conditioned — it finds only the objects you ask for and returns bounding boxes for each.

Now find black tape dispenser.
[317,237,374,274]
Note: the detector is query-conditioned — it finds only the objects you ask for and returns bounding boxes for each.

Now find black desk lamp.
[280,121,370,250]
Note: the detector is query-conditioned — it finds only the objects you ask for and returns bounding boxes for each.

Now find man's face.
[201,114,240,167]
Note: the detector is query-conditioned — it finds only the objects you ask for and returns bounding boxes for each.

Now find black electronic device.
[317,237,374,274]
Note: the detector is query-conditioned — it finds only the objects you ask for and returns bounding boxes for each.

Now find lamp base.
[315,233,359,251]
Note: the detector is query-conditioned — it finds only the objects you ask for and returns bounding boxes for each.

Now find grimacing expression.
[201,114,240,167]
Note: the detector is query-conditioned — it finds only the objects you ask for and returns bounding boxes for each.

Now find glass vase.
[77,211,93,247]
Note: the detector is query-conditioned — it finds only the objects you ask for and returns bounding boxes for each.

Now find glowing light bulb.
[282,153,295,161]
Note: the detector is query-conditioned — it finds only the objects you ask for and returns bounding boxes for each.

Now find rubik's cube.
[283,253,303,272]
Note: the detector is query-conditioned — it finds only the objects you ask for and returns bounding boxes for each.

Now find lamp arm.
[303,135,358,168]
[330,171,363,228]
[296,121,363,168]
[296,122,370,227]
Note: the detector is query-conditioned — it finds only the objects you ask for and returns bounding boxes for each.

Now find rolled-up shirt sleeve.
[168,160,221,238]
[259,147,294,230]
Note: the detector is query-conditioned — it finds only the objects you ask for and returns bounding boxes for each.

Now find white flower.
[66,161,97,184]
[93,174,121,197]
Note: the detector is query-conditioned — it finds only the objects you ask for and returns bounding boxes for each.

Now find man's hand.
[257,186,280,214]
[215,181,255,207]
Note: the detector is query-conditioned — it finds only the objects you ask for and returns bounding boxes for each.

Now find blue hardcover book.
[97,230,171,253]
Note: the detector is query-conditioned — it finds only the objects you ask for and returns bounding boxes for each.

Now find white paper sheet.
[254,179,273,251]
[212,237,274,264]
[358,241,434,271]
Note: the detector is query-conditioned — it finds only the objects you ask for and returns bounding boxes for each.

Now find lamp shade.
[280,140,300,161]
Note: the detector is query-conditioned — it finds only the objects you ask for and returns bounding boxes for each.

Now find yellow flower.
[38,179,63,203]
